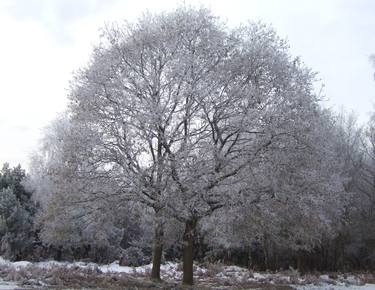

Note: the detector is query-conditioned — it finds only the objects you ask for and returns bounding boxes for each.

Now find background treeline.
[2,115,375,272]
[0,7,375,285]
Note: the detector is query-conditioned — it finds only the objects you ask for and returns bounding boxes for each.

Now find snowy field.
[0,281,19,290]
[295,285,375,290]
[0,257,375,289]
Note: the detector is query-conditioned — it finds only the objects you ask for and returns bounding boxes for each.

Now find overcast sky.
[0,0,374,169]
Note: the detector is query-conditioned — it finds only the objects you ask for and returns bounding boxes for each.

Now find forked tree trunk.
[151,212,164,281]
[182,219,197,285]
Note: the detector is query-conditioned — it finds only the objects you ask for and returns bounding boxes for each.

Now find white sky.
[0,0,374,169]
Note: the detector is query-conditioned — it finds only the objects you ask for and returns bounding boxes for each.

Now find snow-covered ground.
[0,257,183,278]
[294,285,375,289]
[1,257,375,289]
[0,280,19,290]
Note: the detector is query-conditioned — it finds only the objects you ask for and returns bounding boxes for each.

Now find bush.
[119,246,151,267]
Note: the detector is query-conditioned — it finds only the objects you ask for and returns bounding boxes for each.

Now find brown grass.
[2,262,375,290]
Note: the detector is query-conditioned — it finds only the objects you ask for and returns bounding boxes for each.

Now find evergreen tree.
[0,163,36,260]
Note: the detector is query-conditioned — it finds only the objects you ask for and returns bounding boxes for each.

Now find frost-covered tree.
[201,108,350,271]
[358,113,375,211]
[147,13,334,284]
[34,7,345,284]
[343,112,375,268]
[28,115,149,263]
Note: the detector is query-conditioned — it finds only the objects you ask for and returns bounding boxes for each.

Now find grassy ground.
[1,261,374,290]
[0,264,296,290]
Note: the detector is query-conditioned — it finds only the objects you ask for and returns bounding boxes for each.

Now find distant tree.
[28,116,148,263]
[0,163,35,260]
[349,112,375,267]
[344,57,375,268]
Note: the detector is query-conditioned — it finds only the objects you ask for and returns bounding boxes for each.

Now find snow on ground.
[1,257,375,289]
[0,257,185,280]
[0,257,210,282]
[0,256,143,274]
[290,274,375,289]
[294,284,375,289]
[0,280,19,290]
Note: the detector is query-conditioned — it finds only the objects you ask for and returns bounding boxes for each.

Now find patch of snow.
[346,275,363,286]
[319,275,332,283]
[253,272,267,279]
[0,280,19,290]
[99,261,139,274]
[294,284,375,290]
[12,261,32,268]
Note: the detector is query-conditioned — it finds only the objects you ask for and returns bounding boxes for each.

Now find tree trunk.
[262,236,269,271]
[151,211,164,281]
[335,234,344,270]
[247,245,253,270]
[297,251,305,274]
[182,219,197,285]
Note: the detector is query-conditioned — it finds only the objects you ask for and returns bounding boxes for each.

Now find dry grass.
[0,265,173,289]
[0,263,297,289]
[1,262,375,290]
